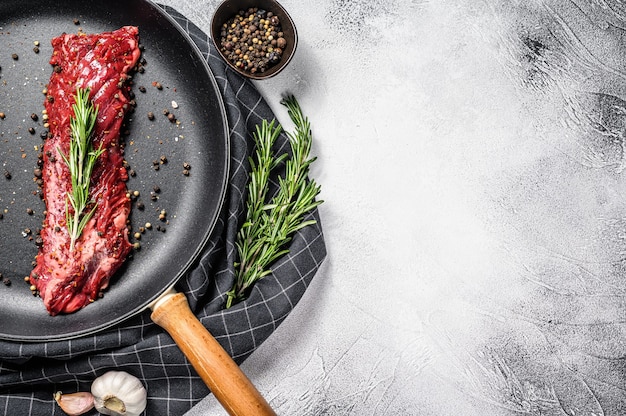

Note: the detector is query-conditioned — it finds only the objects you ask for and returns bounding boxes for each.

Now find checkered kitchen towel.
[0,5,326,415]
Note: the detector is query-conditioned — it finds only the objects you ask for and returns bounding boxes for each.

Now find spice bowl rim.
[210,0,298,80]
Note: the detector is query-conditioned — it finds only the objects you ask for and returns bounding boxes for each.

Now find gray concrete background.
[159,0,626,415]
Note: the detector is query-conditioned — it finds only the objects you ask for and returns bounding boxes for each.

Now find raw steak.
[31,26,141,315]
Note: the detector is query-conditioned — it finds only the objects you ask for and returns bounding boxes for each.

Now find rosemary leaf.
[61,87,102,252]
[226,96,322,308]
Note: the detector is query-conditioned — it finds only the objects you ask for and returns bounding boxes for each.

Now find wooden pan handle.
[150,291,276,416]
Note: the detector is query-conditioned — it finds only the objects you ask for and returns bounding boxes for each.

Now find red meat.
[31,26,141,315]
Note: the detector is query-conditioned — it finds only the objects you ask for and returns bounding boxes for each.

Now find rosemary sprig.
[226,95,323,308]
[59,87,103,252]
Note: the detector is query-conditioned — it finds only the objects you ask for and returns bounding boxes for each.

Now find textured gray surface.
[168,0,626,414]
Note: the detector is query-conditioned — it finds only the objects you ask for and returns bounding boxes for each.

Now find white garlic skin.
[91,371,147,416]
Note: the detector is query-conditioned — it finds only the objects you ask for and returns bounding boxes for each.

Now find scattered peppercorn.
[219,8,287,75]
[28,127,35,135]
[4,170,11,179]
[26,208,33,215]
[147,111,154,120]
[3,277,11,287]
[138,86,146,93]
[11,53,18,60]
[73,18,80,25]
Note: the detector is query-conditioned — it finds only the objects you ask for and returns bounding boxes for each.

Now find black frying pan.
[0,1,275,414]
[0,0,228,340]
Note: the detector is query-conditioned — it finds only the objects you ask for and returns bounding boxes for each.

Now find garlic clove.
[54,391,95,416]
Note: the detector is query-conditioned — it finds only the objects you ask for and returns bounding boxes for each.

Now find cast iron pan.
[0,0,227,340]
[0,1,275,414]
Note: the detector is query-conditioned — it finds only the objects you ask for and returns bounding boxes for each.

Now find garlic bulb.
[91,371,147,416]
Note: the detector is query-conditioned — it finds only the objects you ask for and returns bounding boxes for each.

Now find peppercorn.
[147,111,154,120]
[11,53,18,60]
[0,112,5,119]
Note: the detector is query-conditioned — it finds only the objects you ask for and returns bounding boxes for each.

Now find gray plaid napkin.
[0,5,326,415]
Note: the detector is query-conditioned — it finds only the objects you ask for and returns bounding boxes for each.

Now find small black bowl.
[211,0,298,80]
